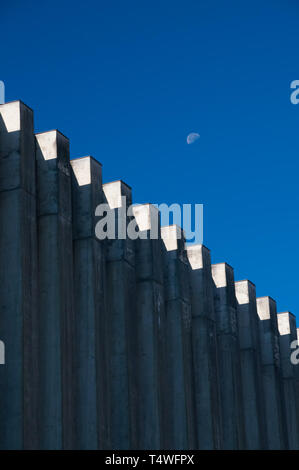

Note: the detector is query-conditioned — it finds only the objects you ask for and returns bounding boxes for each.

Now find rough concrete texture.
[0,100,298,449]
[212,263,244,449]
[36,129,75,449]
[277,312,299,449]
[134,204,165,449]
[0,101,38,449]
[103,180,137,450]
[186,246,222,449]
[161,226,196,449]
[71,156,109,449]
[235,280,267,449]
[256,297,286,449]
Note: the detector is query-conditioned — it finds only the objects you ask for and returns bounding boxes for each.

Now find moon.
[187,132,200,144]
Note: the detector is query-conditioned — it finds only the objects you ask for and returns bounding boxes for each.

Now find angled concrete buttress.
[277,312,299,449]
[161,226,196,450]
[256,297,286,449]
[71,157,109,449]
[295,329,299,439]
[235,280,267,449]
[0,101,38,449]
[103,180,137,449]
[133,204,165,449]
[186,246,222,449]
[211,263,245,449]
[35,130,75,449]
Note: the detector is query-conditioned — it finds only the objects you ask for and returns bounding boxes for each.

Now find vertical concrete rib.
[133,204,165,449]
[186,247,222,449]
[295,328,299,441]
[277,312,299,449]
[0,101,38,449]
[211,263,244,449]
[256,297,286,449]
[36,130,75,449]
[71,156,109,449]
[103,180,137,449]
[161,226,196,449]
[235,280,266,449]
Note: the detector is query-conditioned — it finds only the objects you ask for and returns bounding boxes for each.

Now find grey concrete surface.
[0,101,38,449]
[186,246,222,449]
[212,262,244,449]
[133,204,165,449]
[256,297,286,449]
[277,312,299,449]
[162,226,196,450]
[103,180,137,450]
[36,130,75,449]
[235,280,267,449]
[71,156,109,449]
[0,100,298,450]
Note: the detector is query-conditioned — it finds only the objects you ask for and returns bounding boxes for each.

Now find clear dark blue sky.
[2,0,299,316]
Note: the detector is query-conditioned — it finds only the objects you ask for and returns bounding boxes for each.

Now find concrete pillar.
[186,247,222,449]
[161,226,196,449]
[71,156,109,449]
[256,297,286,449]
[211,262,244,449]
[277,312,299,449]
[235,280,266,449]
[36,130,75,449]
[133,204,165,449]
[103,180,137,449]
[295,328,299,441]
[0,101,38,449]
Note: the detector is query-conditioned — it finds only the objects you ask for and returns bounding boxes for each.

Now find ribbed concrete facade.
[0,100,298,449]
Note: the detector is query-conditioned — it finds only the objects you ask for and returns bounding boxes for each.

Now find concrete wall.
[212,263,244,449]
[277,312,299,449]
[35,129,75,449]
[235,280,267,449]
[256,297,286,449]
[0,100,298,449]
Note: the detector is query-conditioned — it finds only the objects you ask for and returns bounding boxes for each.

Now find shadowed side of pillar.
[256,297,286,449]
[162,226,196,449]
[277,312,299,449]
[133,203,165,449]
[235,280,267,449]
[103,180,137,449]
[212,262,244,449]
[0,101,38,449]
[186,246,222,449]
[36,130,75,449]
[71,156,110,449]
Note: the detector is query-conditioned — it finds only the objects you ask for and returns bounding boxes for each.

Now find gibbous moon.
[187,132,200,144]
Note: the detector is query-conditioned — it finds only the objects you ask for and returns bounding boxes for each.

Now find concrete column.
[0,101,38,449]
[277,312,299,449]
[71,156,109,449]
[133,204,165,449]
[161,226,196,449]
[211,262,244,449]
[103,180,137,449]
[235,280,266,449]
[295,328,299,441]
[36,130,75,449]
[186,247,222,449]
[256,297,286,449]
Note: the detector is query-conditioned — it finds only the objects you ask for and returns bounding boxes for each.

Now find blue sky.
[2,0,299,316]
